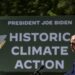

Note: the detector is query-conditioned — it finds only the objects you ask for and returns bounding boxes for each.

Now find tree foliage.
[0,0,75,16]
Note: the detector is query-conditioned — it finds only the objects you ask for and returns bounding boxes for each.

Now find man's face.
[70,35,75,52]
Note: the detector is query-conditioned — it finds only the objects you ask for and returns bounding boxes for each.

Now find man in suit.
[64,35,75,75]
[70,35,75,52]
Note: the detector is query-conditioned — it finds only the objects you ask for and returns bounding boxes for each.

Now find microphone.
[34,65,45,75]
[38,65,45,72]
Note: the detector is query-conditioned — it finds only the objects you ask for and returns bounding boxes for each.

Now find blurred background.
[0,0,75,16]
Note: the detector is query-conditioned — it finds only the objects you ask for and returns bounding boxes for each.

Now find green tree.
[0,0,75,16]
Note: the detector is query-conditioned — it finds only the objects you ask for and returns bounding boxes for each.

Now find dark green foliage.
[0,0,75,16]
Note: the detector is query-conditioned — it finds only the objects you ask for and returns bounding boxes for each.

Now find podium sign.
[0,16,75,72]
